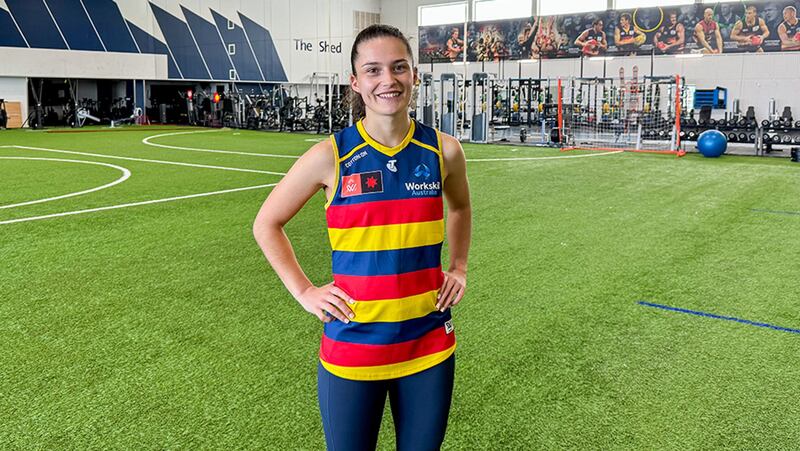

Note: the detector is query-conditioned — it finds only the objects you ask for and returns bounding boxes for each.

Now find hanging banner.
[417,1,800,62]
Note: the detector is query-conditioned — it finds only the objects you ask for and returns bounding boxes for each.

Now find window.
[227,19,234,30]
[419,2,467,26]
[229,69,237,80]
[473,0,532,21]
[228,43,236,55]
[538,0,606,16]
[615,0,687,8]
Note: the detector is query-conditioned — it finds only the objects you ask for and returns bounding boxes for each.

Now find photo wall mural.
[418,1,800,63]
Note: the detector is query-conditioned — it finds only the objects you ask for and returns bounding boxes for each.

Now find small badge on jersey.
[444,319,454,334]
[341,171,384,198]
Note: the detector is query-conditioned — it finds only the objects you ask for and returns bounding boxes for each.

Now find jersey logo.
[341,171,384,198]
[387,159,398,172]
[413,163,431,179]
[444,319,454,334]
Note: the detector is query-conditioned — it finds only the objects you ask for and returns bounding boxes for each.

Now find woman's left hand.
[436,269,466,312]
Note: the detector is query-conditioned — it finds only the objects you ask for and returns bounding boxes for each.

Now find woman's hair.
[347,24,416,121]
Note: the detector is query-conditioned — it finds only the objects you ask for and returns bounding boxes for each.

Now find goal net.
[558,69,684,155]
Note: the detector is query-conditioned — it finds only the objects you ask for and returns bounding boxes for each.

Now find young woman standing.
[253,24,472,450]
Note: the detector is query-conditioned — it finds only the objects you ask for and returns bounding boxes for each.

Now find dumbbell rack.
[680,117,759,154]
[757,119,800,156]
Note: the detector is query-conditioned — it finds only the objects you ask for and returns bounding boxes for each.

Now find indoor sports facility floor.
[2,126,799,448]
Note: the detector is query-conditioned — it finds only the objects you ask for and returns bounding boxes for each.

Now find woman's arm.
[253,139,355,324]
[436,133,472,312]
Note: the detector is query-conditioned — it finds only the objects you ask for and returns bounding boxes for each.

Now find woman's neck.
[361,114,411,148]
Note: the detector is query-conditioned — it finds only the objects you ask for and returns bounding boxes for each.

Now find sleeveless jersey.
[617,25,635,50]
[740,20,762,36]
[781,19,799,37]
[740,19,763,50]
[585,29,604,44]
[320,119,456,381]
[660,23,680,44]
[699,20,717,43]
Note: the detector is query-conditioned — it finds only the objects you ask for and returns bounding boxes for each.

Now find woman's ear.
[413,67,420,87]
[350,72,360,94]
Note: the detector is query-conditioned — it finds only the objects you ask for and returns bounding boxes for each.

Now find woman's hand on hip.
[298,283,355,324]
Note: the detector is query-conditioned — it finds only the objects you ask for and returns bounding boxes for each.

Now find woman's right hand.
[298,283,356,324]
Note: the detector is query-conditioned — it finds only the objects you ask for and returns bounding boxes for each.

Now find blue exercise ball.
[696,130,727,157]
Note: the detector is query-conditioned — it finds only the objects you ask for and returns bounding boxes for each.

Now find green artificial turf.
[1,126,799,449]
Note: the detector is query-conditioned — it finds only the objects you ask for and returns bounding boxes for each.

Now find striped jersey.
[319,119,456,381]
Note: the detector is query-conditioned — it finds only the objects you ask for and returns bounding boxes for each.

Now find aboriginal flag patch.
[341,171,384,198]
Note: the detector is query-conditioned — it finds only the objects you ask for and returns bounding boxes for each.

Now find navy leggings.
[317,353,455,451]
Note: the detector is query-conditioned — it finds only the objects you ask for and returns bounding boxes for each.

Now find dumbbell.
[762,119,771,127]
[794,136,800,143]
[772,119,782,128]
[783,134,793,143]
[688,131,697,140]
[738,133,748,142]
[688,118,697,126]
[749,133,756,141]
[795,120,800,128]
[773,134,783,143]
[763,133,771,142]
[727,132,737,142]
[738,118,748,127]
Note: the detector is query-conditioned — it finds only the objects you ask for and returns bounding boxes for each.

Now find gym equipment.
[696,129,727,157]
[439,73,460,137]
[418,73,434,127]
[470,72,491,143]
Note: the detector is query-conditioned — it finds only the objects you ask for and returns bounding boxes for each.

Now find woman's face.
[350,36,416,118]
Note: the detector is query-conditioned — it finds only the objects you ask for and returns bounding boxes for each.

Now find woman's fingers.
[325,294,355,321]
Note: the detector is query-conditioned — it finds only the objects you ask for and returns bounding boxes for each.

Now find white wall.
[0,0,380,83]
[383,0,800,120]
[0,77,28,125]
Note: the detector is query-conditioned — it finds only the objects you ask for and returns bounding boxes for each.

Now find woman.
[253,24,472,450]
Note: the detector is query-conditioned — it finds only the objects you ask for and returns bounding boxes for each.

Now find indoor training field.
[2,127,799,449]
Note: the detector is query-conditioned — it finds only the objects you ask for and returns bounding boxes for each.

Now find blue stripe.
[127,20,181,79]
[0,8,27,48]
[332,243,442,277]
[82,0,137,53]
[182,6,233,81]
[239,12,287,82]
[211,9,264,81]
[150,3,209,80]
[5,0,67,49]
[638,301,800,335]
[46,0,104,51]
[324,309,451,345]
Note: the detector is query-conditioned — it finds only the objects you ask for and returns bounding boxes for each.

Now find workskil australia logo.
[405,163,439,196]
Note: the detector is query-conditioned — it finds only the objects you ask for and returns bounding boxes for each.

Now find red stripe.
[320,325,455,367]
[334,266,443,301]
[326,197,443,228]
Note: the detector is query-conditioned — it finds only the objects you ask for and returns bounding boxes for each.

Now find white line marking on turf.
[143,130,300,159]
[0,157,131,209]
[9,145,286,176]
[465,150,623,162]
[0,183,278,225]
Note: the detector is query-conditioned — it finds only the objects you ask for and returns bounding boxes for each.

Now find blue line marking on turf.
[638,301,800,335]
[750,208,800,216]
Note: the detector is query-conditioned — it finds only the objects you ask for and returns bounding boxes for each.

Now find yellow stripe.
[356,119,416,157]
[320,344,456,381]
[410,138,440,155]
[436,129,447,181]
[328,219,444,252]
[324,135,339,209]
[351,290,438,323]
[337,141,369,163]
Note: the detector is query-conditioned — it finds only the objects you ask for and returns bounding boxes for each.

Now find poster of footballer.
[419,23,466,63]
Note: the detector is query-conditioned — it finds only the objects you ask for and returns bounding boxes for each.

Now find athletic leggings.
[317,353,455,451]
